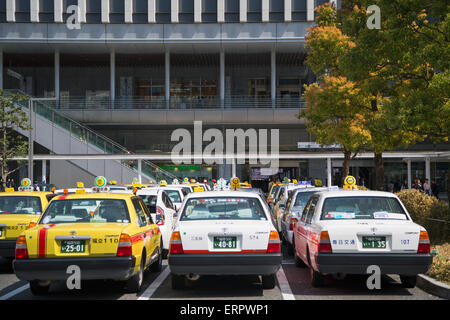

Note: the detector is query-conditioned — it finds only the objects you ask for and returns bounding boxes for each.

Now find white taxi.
[168,191,282,290]
[293,190,433,288]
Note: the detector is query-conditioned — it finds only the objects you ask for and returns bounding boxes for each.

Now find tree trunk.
[341,150,351,186]
[374,152,384,191]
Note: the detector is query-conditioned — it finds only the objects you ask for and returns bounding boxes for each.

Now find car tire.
[29,280,50,295]
[261,274,276,289]
[171,274,186,290]
[400,275,417,288]
[310,269,325,287]
[150,247,163,272]
[126,255,145,293]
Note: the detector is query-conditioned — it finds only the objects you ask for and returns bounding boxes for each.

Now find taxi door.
[295,196,319,263]
[141,198,161,258]
[131,198,153,269]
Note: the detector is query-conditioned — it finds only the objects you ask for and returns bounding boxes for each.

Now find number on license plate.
[214,237,236,249]
[61,240,85,253]
[362,236,386,249]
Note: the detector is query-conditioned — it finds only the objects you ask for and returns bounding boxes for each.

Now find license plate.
[362,236,386,249]
[213,237,237,249]
[61,240,85,253]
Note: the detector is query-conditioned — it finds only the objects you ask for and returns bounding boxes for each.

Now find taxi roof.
[315,190,398,199]
[184,190,262,200]
[51,192,136,200]
[0,191,53,196]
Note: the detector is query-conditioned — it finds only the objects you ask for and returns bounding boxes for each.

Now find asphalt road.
[0,243,442,300]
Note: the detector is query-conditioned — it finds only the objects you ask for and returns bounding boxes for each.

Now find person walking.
[431,180,439,199]
[423,179,431,195]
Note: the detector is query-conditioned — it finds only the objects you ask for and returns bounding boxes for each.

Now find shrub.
[428,243,450,285]
[356,185,369,191]
[428,201,450,244]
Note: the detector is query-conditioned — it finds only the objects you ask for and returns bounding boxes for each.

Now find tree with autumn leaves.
[301,1,449,190]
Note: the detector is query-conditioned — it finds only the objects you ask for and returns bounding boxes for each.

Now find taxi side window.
[300,198,313,223]
[132,198,147,227]
[46,194,58,202]
[305,197,319,224]
[162,192,174,210]
[140,198,154,225]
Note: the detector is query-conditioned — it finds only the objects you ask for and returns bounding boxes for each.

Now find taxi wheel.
[126,256,145,293]
[29,280,50,295]
[400,275,417,288]
[310,269,325,287]
[171,274,186,290]
[261,274,276,289]
[150,247,163,272]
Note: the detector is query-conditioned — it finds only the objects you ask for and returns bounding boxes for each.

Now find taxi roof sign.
[5,188,14,192]
[21,178,32,187]
[76,181,84,188]
[94,176,107,187]
[230,177,240,188]
[344,176,356,186]
[159,180,168,186]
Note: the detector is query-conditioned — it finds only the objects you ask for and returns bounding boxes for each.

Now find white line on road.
[0,283,29,300]
[138,261,170,300]
[276,266,295,300]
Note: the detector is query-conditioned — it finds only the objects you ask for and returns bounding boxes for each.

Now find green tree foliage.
[0,90,31,188]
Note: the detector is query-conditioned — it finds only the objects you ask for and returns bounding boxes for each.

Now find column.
[125,0,133,23]
[110,51,115,104]
[6,0,15,22]
[28,100,34,181]
[407,159,411,189]
[217,0,225,23]
[232,158,236,178]
[425,158,431,182]
[239,0,247,22]
[54,0,63,23]
[42,160,47,184]
[220,49,225,106]
[271,48,276,105]
[306,0,314,21]
[0,50,3,90]
[148,0,156,23]
[194,0,202,23]
[54,50,60,100]
[138,160,142,183]
[284,0,291,22]
[101,0,110,23]
[78,0,87,23]
[262,0,269,22]
[327,158,332,187]
[171,0,179,23]
[31,0,39,22]
[165,51,170,109]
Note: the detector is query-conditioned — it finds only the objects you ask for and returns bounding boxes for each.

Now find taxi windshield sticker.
[373,212,407,220]
[327,212,355,219]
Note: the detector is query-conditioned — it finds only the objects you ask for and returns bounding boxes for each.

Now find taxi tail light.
[418,231,430,254]
[15,236,29,259]
[28,222,37,229]
[318,231,332,253]
[116,233,132,257]
[289,217,298,230]
[169,232,184,254]
[156,206,165,226]
[267,231,281,253]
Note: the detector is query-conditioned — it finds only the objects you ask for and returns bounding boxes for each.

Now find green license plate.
[61,240,85,253]
[213,237,237,249]
[362,236,386,249]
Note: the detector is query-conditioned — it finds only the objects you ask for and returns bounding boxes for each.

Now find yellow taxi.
[0,179,56,258]
[13,179,163,295]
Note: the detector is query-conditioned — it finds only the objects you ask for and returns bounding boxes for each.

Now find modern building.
[0,0,448,196]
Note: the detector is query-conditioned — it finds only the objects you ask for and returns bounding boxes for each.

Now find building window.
[247,0,261,22]
[0,0,6,22]
[292,0,306,21]
[202,0,217,22]
[179,0,194,23]
[15,0,30,22]
[110,0,124,23]
[269,0,284,22]
[156,0,170,23]
[225,0,239,22]
[62,0,77,22]
[86,0,101,23]
[39,0,54,22]
[133,0,148,23]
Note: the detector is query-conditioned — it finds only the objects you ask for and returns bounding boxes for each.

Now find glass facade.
[247,0,262,22]
[39,0,54,22]
[292,0,307,21]
[133,0,148,23]
[86,0,102,23]
[15,0,30,22]
[270,0,284,22]
[179,0,194,23]
[156,0,171,23]
[62,0,77,22]
[110,0,125,23]
[202,0,217,22]
[225,0,239,22]
[0,1,6,22]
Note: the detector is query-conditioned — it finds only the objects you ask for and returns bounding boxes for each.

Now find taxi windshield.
[40,199,130,224]
[293,191,317,211]
[0,196,42,215]
[321,196,408,220]
[180,197,267,221]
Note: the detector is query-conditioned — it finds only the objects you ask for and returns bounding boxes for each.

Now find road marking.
[138,261,170,300]
[0,283,29,300]
[276,266,295,300]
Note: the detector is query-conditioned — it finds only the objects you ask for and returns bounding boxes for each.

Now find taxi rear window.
[0,196,42,215]
[321,196,408,220]
[293,191,317,210]
[39,199,130,224]
[180,197,267,221]
[165,190,181,203]
[139,195,157,213]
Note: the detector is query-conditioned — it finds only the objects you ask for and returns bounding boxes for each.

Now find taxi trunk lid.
[178,220,272,253]
[323,220,421,253]
[26,223,128,258]
[0,215,39,240]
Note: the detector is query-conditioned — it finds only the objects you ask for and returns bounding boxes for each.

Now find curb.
[417,274,450,300]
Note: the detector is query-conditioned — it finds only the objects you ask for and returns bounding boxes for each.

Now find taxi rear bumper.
[0,240,16,258]
[13,257,136,281]
[168,253,282,275]
[315,253,433,275]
